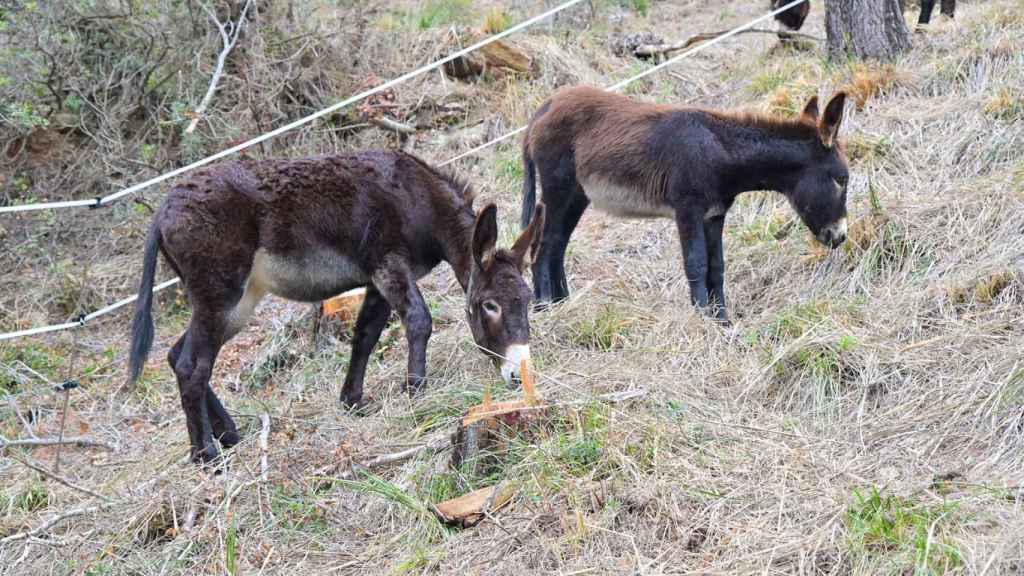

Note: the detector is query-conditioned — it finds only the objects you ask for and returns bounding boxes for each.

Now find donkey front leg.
[703,214,730,325]
[340,287,392,409]
[675,208,711,313]
[372,259,433,396]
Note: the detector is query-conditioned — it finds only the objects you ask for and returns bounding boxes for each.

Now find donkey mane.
[400,151,476,208]
[705,109,821,142]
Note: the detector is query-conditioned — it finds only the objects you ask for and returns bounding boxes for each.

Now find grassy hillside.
[1,0,1022,573]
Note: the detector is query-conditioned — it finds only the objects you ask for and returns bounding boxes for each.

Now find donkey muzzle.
[500,344,531,388]
[817,217,848,249]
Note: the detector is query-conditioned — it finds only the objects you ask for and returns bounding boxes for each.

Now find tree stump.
[824,0,911,61]
[450,359,546,476]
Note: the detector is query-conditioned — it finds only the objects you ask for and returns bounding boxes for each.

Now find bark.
[825,0,911,61]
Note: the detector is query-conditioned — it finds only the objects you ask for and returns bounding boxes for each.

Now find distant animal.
[521,86,849,323]
[128,150,545,464]
[772,0,811,41]
[915,0,956,26]
[771,0,956,38]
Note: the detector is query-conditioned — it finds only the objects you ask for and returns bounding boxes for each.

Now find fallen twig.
[5,452,111,502]
[634,27,822,57]
[0,435,117,452]
[185,0,254,134]
[5,395,36,438]
[259,412,270,482]
[369,116,417,135]
[317,433,450,481]
[0,502,121,544]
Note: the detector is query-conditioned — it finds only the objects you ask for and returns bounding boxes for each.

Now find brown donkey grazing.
[128,150,545,464]
[521,86,849,323]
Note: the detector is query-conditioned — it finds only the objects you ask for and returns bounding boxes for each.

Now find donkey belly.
[580,176,674,219]
[251,248,369,303]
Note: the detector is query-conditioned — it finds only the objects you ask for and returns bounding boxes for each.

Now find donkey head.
[466,203,546,386]
[786,92,850,249]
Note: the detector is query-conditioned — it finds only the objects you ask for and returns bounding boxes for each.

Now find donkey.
[521,86,849,323]
[128,150,545,464]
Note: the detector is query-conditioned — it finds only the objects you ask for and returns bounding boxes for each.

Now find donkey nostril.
[510,373,523,388]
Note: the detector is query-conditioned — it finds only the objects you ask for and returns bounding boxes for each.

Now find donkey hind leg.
[372,258,432,396]
[534,161,586,306]
[171,318,227,464]
[546,191,588,304]
[675,208,711,313]
[703,214,730,325]
[340,286,392,409]
[205,387,239,448]
[166,333,237,448]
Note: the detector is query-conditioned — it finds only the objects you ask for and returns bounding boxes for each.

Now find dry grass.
[2,0,1024,574]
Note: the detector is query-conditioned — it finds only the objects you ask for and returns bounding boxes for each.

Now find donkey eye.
[481,300,501,316]
[833,176,848,188]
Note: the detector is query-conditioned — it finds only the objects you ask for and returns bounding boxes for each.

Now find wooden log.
[442,31,531,80]
[432,481,516,528]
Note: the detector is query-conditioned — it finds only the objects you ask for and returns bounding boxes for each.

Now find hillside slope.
[1,0,1022,574]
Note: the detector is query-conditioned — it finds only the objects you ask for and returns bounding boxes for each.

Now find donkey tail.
[128,221,162,385]
[521,147,537,230]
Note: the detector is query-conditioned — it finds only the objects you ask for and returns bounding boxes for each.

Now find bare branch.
[5,452,111,502]
[0,436,117,452]
[369,116,417,135]
[634,27,822,58]
[0,502,121,544]
[185,0,254,134]
[259,412,270,482]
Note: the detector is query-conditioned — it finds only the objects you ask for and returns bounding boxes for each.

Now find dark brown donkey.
[128,150,545,464]
[521,86,849,323]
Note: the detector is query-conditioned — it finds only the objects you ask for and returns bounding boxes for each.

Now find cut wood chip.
[432,482,516,528]
[322,287,367,325]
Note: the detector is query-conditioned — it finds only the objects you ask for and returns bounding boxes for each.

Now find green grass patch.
[338,471,447,541]
[0,342,63,393]
[571,304,636,351]
[13,482,50,512]
[269,483,329,534]
[416,0,472,29]
[733,213,791,246]
[746,300,831,346]
[845,488,963,573]
[845,133,894,165]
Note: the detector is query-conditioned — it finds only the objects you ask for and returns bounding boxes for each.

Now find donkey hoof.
[218,431,241,450]
[191,443,221,467]
[342,395,373,414]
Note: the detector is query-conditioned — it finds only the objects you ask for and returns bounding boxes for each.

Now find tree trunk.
[824,0,911,61]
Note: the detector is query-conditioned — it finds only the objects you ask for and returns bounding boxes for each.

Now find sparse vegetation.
[845,488,964,573]
[1,0,1022,574]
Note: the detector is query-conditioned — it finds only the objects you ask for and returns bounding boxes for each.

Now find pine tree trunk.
[825,0,911,61]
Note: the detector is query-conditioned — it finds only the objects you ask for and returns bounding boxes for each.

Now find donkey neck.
[706,113,819,194]
[441,207,478,293]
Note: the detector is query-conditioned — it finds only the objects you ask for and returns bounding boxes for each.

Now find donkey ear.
[472,203,498,269]
[800,95,819,121]
[511,203,545,271]
[819,91,847,148]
